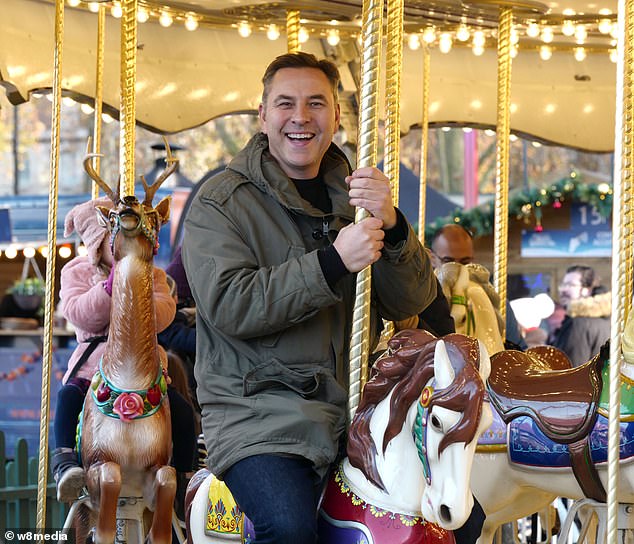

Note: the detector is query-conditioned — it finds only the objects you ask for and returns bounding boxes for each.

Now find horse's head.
[437,262,505,356]
[416,334,493,529]
[347,330,492,530]
[83,141,175,263]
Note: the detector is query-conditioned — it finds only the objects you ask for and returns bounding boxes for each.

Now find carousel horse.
[442,263,634,544]
[435,262,505,357]
[185,329,494,543]
[72,151,178,544]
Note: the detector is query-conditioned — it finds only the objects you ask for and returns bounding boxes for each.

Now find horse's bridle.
[413,383,435,486]
[451,294,476,336]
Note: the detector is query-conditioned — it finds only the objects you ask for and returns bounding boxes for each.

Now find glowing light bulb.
[39,246,48,258]
[510,28,519,45]
[438,33,452,53]
[422,27,436,44]
[541,27,554,43]
[462,127,473,133]
[238,21,252,38]
[456,24,470,42]
[610,23,618,38]
[137,7,149,23]
[67,0,80,6]
[23,247,36,259]
[327,29,340,46]
[59,246,72,259]
[159,11,173,28]
[539,45,552,60]
[298,27,309,43]
[574,25,587,43]
[526,22,540,38]
[80,103,94,114]
[62,96,76,107]
[407,34,421,50]
[102,113,114,123]
[510,45,518,58]
[88,2,99,13]
[472,44,485,56]
[5,247,17,259]
[562,20,575,36]
[574,47,586,61]
[485,129,496,136]
[598,19,612,34]
[185,16,198,31]
[111,2,122,18]
[472,30,486,47]
[267,24,280,41]
[610,49,618,63]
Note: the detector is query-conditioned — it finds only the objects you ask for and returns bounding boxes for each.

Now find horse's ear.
[477,339,491,381]
[434,340,455,389]
[95,206,110,228]
[155,195,171,225]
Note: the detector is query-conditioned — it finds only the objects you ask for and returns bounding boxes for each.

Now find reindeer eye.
[430,414,443,432]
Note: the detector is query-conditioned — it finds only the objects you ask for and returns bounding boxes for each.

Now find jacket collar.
[568,291,611,318]
[228,133,355,221]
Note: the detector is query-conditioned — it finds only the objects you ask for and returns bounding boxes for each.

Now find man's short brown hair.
[261,52,340,104]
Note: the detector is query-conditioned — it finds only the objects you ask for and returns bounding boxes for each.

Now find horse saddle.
[487,345,605,443]
[487,344,609,502]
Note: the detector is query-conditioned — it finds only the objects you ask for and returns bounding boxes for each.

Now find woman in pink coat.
[51,197,196,503]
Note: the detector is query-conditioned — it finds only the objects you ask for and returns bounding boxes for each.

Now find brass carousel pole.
[120,0,138,198]
[347,0,384,423]
[379,0,404,341]
[36,0,63,527]
[418,46,431,244]
[493,8,513,328]
[607,0,634,538]
[92,3,106,199]
[286,10,300,53]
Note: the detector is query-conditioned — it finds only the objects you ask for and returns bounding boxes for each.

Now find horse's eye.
[430,414,443,432]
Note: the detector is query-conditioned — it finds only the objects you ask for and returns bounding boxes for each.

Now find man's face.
[430,229,474,269]
[558,271,591,308]
[259,67,340,180]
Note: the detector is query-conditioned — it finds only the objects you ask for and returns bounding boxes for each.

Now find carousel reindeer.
[74,145,178,544]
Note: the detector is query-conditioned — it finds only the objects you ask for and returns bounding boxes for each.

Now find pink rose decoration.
[112,392,144,422]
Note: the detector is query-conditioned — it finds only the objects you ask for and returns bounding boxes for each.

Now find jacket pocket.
[243,359,320,398]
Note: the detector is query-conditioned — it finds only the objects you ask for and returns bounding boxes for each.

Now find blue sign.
[521,204,612,258]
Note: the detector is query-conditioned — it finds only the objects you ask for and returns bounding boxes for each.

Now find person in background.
[51,197,196,502]
[182,51,436,543]
[428,223,526,350]
[549,264,610,366]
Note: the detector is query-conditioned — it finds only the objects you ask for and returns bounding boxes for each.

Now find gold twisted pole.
[380,0,404,341]
[384,0,403,204]
[37,0,63,527]
[347,0,383,425]
[607,0,634,539]
[120,0,137,197]
[92,3,105,199]
[286,10,300,53]
[418,46,431,244]
[493,8,513,328]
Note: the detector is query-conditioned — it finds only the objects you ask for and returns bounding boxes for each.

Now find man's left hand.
[345,166,397,230]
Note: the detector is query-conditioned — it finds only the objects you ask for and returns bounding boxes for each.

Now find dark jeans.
[223,454,322,544]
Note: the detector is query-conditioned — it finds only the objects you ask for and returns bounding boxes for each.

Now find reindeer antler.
[83,138,121,205]
[141,135,179,206]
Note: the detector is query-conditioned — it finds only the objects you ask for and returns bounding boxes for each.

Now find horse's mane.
[436,262,505,335]
[347,329,486,491]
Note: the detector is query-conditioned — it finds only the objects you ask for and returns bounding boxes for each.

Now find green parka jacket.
[182,133,436,479]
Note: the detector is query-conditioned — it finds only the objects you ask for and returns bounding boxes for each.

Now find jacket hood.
[227,132,354,220]
[64,196,113,266]
[568,291,611,318]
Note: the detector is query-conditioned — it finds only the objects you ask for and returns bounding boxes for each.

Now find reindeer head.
[84,139,176,263]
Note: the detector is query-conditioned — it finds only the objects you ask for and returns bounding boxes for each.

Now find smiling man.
[182,52,436,543]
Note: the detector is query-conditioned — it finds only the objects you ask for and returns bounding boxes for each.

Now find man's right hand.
[333,217,385,272]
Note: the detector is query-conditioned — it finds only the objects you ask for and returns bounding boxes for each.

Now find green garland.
[424,173,613,239]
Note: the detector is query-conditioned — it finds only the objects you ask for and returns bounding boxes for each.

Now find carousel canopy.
[0,0,619,151]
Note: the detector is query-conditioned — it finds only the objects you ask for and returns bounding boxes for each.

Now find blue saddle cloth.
[507,413,634,467]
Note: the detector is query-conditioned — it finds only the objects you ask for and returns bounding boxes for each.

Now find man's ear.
[334,103,341,131]
[258,103,267,133]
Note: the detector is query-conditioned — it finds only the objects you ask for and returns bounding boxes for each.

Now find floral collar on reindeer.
[89,357,168,421]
